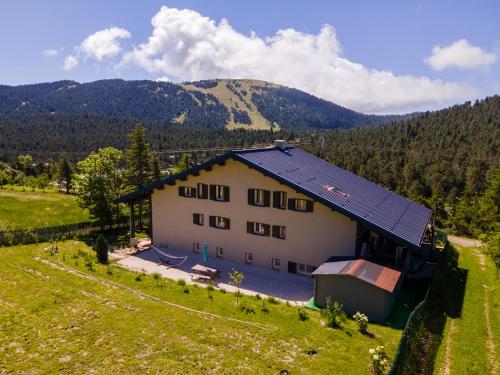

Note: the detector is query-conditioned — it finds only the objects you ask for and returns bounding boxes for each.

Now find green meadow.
[0,241,401,374]
[0,188,91,230]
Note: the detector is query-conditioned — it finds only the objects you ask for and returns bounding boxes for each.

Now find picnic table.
[189,264,219,282]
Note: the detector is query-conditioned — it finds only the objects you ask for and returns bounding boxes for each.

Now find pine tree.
[125,123,153,227]
[58,154,73,193]
[95,235,109,264]
[152,154,162,180]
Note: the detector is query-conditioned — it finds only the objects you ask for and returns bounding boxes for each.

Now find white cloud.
[121,6,474,113]
[63,55,79,71]
[425,39,496,71]
[43,48,59,58]
[81,27,131,61]
[155,76,170,82]
[63,27,130,71]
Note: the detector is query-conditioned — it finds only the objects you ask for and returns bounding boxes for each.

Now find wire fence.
[388,230,448,375]
[0,217,137,247]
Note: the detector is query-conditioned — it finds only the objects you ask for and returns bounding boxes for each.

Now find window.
[209,215,230,230]
[297,263,316,274]
[210,184,230,202]
[295,199,308,211]
[288,198,313,212]
[272,258,280,270]
[192,242,200,253]
[248,189,270,207]
[216,247,223,258]
[272,225,286,240]
[245,252,254,263]
[247,221,270,236]
[179,186,196,197]
[197,183,208,199]
[193,213,204,226]
[272,191,287,209]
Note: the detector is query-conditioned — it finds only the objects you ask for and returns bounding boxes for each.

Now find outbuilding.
[313,259,401,323]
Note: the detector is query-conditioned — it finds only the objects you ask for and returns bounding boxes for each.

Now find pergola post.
[129,202,136,240]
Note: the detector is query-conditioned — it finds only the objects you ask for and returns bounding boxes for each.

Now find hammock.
[151,245,188,268]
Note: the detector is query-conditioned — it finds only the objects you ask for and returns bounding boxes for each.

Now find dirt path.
[441,319,457,375]
[484,289,498,375]
[447,235,483,248]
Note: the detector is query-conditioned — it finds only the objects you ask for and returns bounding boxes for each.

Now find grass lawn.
[433,244,499,374]
[0,241,402,374]
[0,188,91,230]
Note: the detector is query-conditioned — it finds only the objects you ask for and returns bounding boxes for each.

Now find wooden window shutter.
[248,189,255,205]
[263,190,271,207]
[209,215,216,227]
[202,184,208,199]
[288,198,296,210]
[193,213,198,224]
[306,200,314,212]
[225,218,230,230]
[272,225,279,238]
[272,191,280,208]
[247,221,254,234]
[191,187,197,197]
[209,185,216,200]
[223,186,230,202]
[263,224,271,236]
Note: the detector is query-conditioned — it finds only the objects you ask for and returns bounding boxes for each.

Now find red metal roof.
[313,259,401,293]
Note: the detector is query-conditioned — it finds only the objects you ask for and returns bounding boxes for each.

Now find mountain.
[0,79,403,130]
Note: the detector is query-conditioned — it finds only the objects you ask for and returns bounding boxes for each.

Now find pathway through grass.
[434,244,499,375]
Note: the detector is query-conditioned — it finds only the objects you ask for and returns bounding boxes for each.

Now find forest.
[0,96,498,246]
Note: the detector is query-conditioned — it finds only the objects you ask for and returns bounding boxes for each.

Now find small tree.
[36,173,50,192]
[0,170,8,190]
[321,297,346,328]
[95,235,109,264]
[152,272,161,286]
[229,269,244,305]
[152,154,162,180]
[175,154,191,173]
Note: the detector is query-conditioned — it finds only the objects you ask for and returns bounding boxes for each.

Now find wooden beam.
[129,202,136,240]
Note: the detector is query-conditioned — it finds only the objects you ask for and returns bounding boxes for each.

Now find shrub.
[267,296,279,304]
[321,297,346,328]
[261,300,269,313]
[219,288,226,294]
[183,286,190,294]
[135,274,142,282]
[298,305,309,321]
[229,269,244,305]
[207,284,215,291]
[368,346,388,375]
[254,293,262,300]
[353,311,369,333]
[177,279,186,286]
[94,235,109,264]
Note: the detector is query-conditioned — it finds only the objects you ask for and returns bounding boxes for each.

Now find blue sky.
[0,1,498,113]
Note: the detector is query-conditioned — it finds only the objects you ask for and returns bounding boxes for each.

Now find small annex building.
[313,259,401,323]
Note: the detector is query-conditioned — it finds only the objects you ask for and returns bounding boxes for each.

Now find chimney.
[274,140,286,150]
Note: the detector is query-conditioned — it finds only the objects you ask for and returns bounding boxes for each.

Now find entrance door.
[288,261,297,274]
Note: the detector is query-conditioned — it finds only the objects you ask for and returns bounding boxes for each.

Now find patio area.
[116,247,314,303]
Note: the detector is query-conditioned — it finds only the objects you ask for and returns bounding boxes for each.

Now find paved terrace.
[116,247,314,303]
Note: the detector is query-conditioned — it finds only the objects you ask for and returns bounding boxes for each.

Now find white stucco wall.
[151,158,356,271]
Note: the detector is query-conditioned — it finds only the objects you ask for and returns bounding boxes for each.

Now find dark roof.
[312,259,401,293]
[115,145,432,249]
